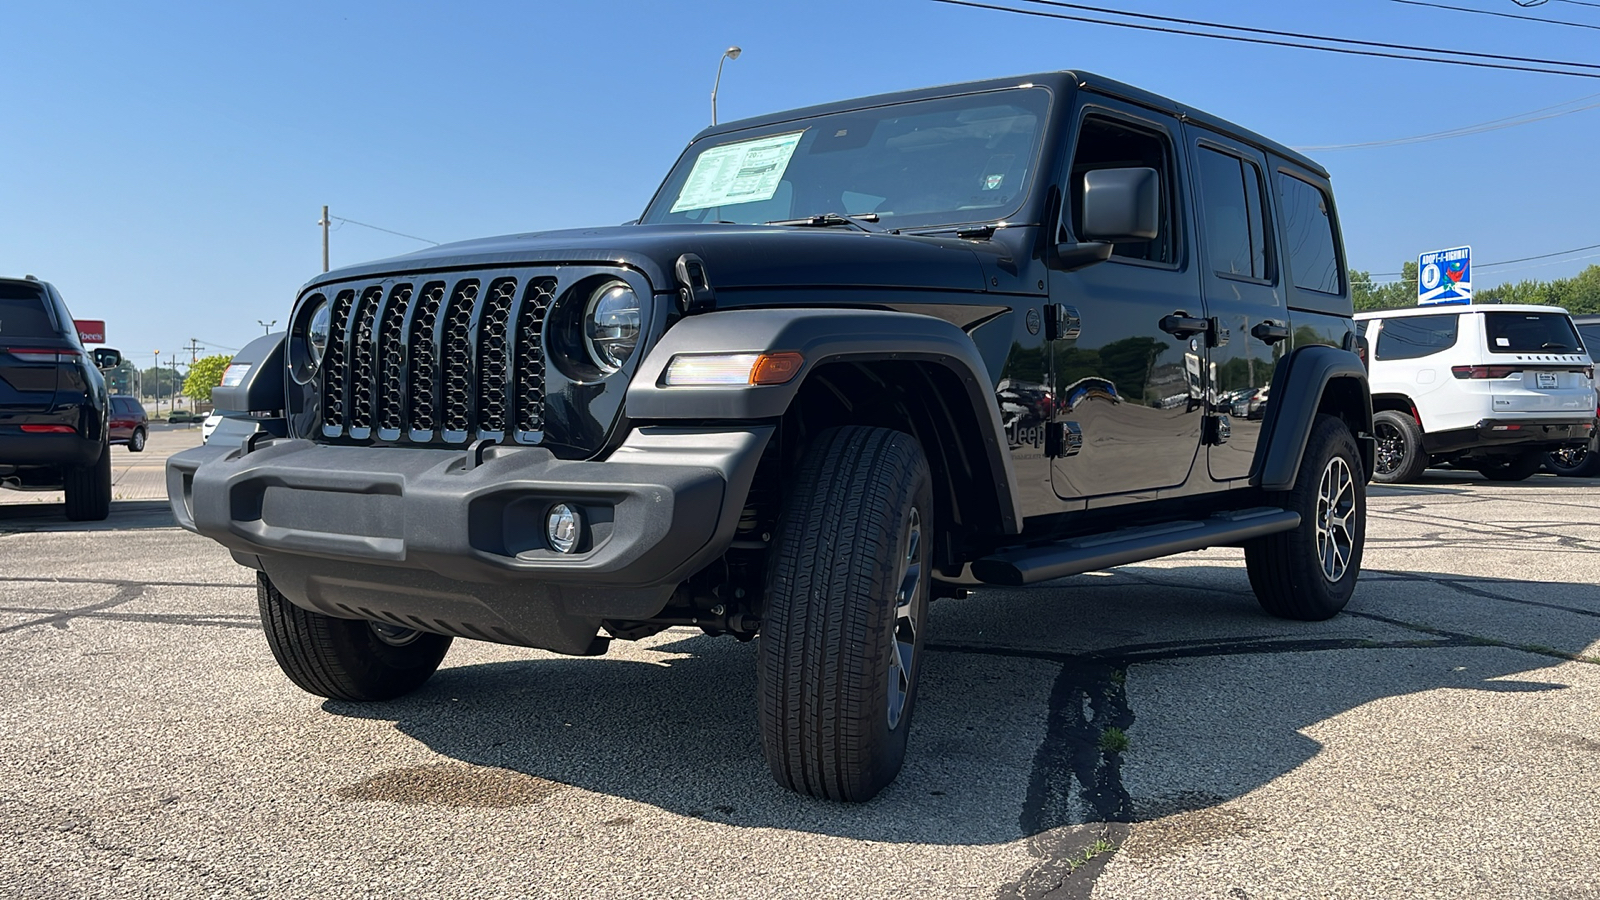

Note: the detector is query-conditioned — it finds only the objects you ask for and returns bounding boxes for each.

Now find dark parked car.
[169,71,1372,800]
[109,395,148,452]
[1,275,122,519]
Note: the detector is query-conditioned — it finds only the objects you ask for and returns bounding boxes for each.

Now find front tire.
[63,443,112,521]
[1245,414,1365,621]
[257,573,452,701]
[127,428,147,453]
[1371,409,1428,484]
[1475,451,1544,482]
[758,426,933,802]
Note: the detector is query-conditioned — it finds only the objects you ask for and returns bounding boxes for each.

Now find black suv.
[169,72,1373,800]
[1545,313,1600,477]
[1,276,121,520]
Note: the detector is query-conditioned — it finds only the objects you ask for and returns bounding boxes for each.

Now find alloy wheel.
[1373,421,1404,476]
[886,506,922,729]
[1315,457,1357,583]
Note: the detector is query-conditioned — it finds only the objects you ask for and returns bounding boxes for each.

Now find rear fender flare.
[1255,344,1373,489]
[626,308,1023,533]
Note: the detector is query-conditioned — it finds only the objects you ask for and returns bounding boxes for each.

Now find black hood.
[303,224,992,296]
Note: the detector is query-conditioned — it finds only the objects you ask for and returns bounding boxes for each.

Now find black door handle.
[1159,314,1210,338]
[1251,320,1291,345]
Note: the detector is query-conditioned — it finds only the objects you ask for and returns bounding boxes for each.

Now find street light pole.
[318,205,330,273]
[711,46,741,125]
[258,319,277,334]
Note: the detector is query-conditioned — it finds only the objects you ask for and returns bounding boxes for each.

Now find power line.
[1297,91,1600,150]
[1392,0,1600,31]
[1366,242,1600,280]
[927,0,1600,78]
[1009,0,1600,70]
[328,216,440,246]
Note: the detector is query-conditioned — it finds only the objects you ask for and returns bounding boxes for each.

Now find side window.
[1277,172,1341,294]
[1196,147,1270,280]
[1373,314,1459,361]
[1067,116,1176,264]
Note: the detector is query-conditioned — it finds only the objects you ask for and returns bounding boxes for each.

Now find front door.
[1183,125,1286,481]
[1050,103,1204,500]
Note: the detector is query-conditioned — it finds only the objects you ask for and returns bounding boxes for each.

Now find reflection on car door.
[1049,102,1203,500]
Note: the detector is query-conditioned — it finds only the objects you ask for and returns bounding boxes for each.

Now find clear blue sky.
[3,0,1597,364]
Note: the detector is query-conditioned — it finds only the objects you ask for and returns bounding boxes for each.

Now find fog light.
[546,503,581,553]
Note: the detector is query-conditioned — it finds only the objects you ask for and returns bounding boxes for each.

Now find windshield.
[1483,311,1582,354]
[641,87,1050,230]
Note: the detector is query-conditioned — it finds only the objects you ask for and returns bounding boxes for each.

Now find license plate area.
[1537,371,1558,389]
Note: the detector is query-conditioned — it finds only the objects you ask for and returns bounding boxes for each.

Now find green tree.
[140,365,186,399]
[182,354,233,405]
[1349,262,1416,311]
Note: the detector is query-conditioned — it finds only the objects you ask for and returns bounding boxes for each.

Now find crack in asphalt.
[0,584,146,634]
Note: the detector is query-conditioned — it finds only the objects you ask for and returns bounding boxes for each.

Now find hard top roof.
[692,70,1328,179]
[1356,304,1575,319]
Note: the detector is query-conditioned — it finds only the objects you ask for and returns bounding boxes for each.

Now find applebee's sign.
[75,320,106,344]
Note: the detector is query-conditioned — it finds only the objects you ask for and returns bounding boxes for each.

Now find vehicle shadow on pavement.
[319,565,1598,845]
[0,500,175,532]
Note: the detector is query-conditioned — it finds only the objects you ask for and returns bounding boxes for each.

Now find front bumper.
[168,426,772,654]
[1422,417,1594,456]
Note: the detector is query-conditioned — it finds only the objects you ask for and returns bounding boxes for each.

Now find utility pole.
[319,205,330,272]
[153,350,161,418]
[184,338,205,367]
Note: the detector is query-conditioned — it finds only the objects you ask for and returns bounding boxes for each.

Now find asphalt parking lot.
[3,465,1598,899]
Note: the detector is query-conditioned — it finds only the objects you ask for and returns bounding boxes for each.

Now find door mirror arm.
[1049,241,1114,272]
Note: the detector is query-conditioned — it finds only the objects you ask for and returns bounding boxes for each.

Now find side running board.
[970,507,1300,587]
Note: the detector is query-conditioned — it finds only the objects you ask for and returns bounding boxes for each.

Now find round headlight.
[583,280,641,373]
[307,300,331,368]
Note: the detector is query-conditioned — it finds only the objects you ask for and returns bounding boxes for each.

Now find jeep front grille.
[315,272,560,445]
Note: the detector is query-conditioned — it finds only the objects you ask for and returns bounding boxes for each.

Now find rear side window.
[0,283,59,340]
[1277,172,1340,295]
[1374,314,1459,361]
[1484,312,1582,354]
[1574,324,1600,355]
[1196,147,1270,280]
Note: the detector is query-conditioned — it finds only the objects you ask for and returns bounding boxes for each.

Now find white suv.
[1357,304,1596,483]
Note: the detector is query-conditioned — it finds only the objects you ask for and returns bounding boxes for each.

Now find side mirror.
[1050,167,1162,272]
[1082,167,1160,242]
[92,348,122,370]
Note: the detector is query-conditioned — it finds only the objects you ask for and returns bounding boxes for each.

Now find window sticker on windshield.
[670,131,805,213]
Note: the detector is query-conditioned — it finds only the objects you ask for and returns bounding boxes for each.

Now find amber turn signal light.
[750,352,804,385]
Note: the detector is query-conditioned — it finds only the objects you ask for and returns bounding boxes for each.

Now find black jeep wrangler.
[169,72,1372,801]
[1,275,122,520]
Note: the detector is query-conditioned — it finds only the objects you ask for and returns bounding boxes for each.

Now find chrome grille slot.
[407,282,446,436]
[440,280,480,439]
[476,278,518,434]
[320,290,355,433]
[513,278,557,436]
[375,284,413,434]
[346,286,383,433]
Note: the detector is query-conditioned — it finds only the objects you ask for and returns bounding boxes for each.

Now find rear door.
[0,281,65,413]
[1183,125,1284,481]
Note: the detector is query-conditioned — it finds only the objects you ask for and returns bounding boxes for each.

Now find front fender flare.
[626,308,1023,533]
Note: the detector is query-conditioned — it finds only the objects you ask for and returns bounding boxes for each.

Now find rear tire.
[63,443,112,521]
[758,426,933,802]
[128,428,146,453]
[1245,414,1365,621]
[1545,442,1600,477]
[257,573,452,701]
[1475,451,1544,482]
[1371,409,1428,484]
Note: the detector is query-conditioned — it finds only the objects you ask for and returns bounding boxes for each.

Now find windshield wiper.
[1541,342,1572,350]
[764,213,885,233]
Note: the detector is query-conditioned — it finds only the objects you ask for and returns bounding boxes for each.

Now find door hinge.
[1045,304,1081,341]
[1204,414,1232,446]
[1047,421,1083,458]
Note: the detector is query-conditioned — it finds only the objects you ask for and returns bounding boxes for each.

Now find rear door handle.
[1159,313,1210,338]
[1251,320,1291,345]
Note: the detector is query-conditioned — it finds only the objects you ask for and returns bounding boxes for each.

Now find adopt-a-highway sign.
[1418,246,1471,306]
